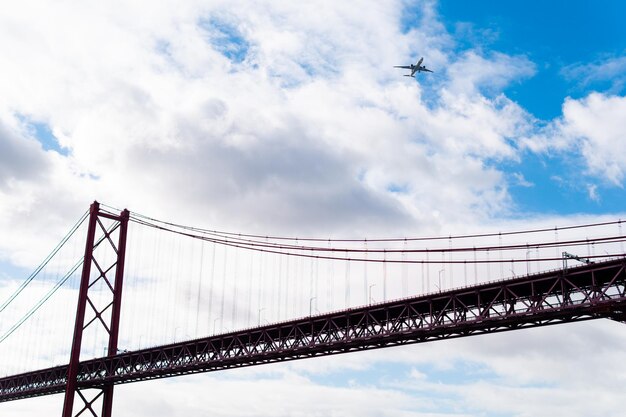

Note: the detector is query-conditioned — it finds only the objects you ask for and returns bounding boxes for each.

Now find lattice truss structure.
[1,257,624,402]
[61,203,129,417]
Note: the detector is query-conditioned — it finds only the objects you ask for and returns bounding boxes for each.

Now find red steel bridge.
[0,202,625,416]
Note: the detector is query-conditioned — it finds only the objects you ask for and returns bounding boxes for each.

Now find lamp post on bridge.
[213,317,221,334]
[437,269,444,292]
[368,284,376,305]
[309,297,317,316]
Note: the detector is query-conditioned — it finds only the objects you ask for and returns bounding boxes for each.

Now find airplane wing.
[394,65,412,69]
[422,68,433,73]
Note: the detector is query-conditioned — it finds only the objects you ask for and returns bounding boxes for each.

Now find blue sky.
[434,0,626,217]
[440,0,626,119]
[1,1,626,416]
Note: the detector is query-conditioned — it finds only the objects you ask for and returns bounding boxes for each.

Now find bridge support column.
[62,201,129,417]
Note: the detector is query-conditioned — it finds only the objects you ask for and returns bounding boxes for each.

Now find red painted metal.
[60,202,129,417]
[2,257,624,403]
[62,202,99,417]
[102,209,129,417]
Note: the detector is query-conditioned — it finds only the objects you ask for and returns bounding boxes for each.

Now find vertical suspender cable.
[207,242,216,333]
[220,246,227,333]
[246,250,254,327]
[345,254,350,308]
[402,240,408,297]
[383,250,387,302]
[231,247,239,329]
[195,240,204,337]
[277,254,282,321]
[363,241,368,305]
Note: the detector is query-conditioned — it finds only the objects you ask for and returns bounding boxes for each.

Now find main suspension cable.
[129,210,623,243]
[0,210,88,314]
[0,220,120,345]
[130,215,626,262]
[0,259,83,344]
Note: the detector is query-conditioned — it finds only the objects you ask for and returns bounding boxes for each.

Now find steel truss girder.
[1,258,625,403]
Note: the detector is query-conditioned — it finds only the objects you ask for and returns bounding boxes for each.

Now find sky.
[1,0,626,416]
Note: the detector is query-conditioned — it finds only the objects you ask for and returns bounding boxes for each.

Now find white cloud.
[521,93,626,186]
[512,172,533,187]
[587,183,600,202]
[0,119,48,186]
[560,94,626,185]
[445,51,536,97]
[562,55,626,94]
[0,0,542,254]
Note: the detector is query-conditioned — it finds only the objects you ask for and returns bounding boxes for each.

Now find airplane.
[394,57,433,77]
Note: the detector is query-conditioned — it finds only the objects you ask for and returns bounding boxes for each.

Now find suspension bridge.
[0,201,625,416]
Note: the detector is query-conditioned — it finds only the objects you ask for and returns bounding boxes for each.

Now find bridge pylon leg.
[61,201,129,417]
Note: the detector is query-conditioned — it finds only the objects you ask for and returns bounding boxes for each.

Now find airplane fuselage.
[394,57,433,77]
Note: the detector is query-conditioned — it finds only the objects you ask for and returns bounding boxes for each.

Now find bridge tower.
[62,201,129,417]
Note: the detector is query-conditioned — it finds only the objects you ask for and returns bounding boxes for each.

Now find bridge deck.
[1,258,625,402]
